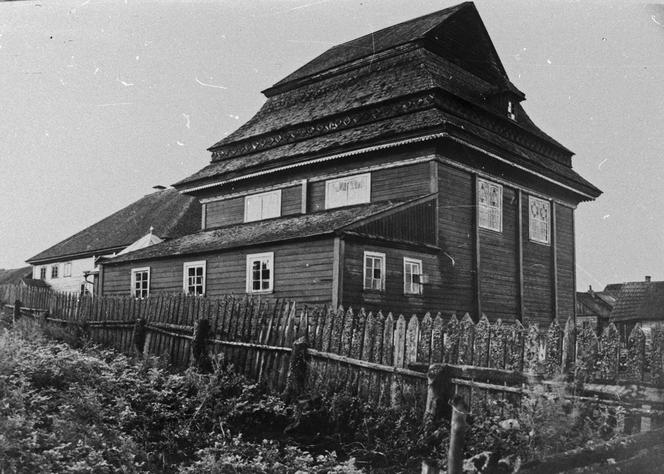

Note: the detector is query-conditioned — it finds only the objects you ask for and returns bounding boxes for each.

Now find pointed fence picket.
[2,283,663,422]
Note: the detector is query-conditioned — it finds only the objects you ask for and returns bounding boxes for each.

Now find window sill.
[247,290,274,295]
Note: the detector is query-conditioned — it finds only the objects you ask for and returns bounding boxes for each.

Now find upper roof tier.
[174,2,600,200]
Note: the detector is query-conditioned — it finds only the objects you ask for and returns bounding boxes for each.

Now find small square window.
[244,190,281,222]
[529,196,550,244]
[63,262,72,278]
[325,173,371,209]
[403,258,423,295]
[183,261,206,295]
[363,251,385,291]
[131,267,150,298]
[51,264,59,279]
[478,179,502,232]
[246,252,274,293]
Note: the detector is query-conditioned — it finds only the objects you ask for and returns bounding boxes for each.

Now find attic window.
[245,190,281,222]
[507,101,516,121]
[325,173,371,209]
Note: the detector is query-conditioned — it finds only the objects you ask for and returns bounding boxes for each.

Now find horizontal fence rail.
[2,283,662,429]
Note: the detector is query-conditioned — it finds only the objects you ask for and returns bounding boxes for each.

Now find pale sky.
[0,0,663,292]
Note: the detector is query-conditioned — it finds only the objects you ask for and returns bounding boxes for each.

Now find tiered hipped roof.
[174,2,600,199]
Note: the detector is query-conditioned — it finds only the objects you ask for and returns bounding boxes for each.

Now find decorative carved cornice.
[211,93,437,161]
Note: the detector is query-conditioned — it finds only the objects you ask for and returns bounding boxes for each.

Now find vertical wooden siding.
[205,184,302,228]
[479,186,519,321]
[555,204,575,320]
[522,194,554,325]
[437,163,475,315]
[308,162,432,212]
[102,238,335,305]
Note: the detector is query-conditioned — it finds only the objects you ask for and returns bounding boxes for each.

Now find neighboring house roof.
[116,232,163,256]
[105,197,436,265]
[27,188,201,264]
[175,2,600,201]
[576,290,614,319]
[0,266,32,285]
[610,280,664,323]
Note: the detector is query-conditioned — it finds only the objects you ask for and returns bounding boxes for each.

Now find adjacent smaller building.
[26,188,201,295]
[575,286,615,332]
[609,276,664,341]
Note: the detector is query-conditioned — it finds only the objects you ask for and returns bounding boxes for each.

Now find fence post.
[421,364,454,474]
[282,336,309,402]
[448,396,470,474]
[132,317,147,355]
[13,299,21,324]
[191,318,211,371]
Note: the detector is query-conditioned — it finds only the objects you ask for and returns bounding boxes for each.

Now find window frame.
[324,173,371,209]
[245,252,274,294]
[63,262,72,278]
[183,260,206,296]
[363,251,386,292]
[528,195,551,245]
[244,190,282,223]
[50,264,59,279]
[131,267,150,299]
[403,257,423,295]
[477,178,503,233]
[39,266,47,280]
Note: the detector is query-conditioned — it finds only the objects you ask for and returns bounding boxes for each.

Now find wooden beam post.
[552,201,558,320]
[301,179,308,214]
[517,190,524,321]
[331,237,344,309]
[282,336,309,402]
[473,175,481,320]
[448,396,470,474]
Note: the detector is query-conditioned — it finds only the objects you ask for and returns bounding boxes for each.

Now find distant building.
[575,286,615,332]
[26,188,201,295]
[99,3,600,324]
[609,276,664,341]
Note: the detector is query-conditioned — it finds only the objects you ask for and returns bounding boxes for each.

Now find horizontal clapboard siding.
[479,185,519,321]
[205,185,302,229]
[342,240,444,314]
[555,204,575,320]
[308,162,431,212]
[102,238,335,305]
[437,163,475,315]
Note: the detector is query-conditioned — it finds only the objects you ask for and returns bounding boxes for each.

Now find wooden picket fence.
[2,284,663,428]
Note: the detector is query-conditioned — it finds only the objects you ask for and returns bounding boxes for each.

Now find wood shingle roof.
[27,188,201,264]
[610,280,664,323]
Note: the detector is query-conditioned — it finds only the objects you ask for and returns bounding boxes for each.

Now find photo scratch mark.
[117,76,134,87]
[602,214,610,219]
[195,76,227,89]
[182,113,191,129]
[96,102,133,107]
[228,114,240,120]
[289,0,331,12]
[652,15,662,26]
[598,158,607,169]
[176,141,185,146]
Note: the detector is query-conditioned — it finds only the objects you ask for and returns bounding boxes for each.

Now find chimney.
[645,275,652,282]
[153,185,166,191]
[588,285,594,297]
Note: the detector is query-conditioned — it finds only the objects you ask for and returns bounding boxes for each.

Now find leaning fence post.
[421,364,454,474]
[132,317,147,355]
[191,318,211,371]
[13,299,21,324]
[282,336,309,402]
[448,396,470,474]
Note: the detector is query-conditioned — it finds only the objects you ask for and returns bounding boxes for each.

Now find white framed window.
[39,266,47,280]
[403,257,423,295]
[325,173,371,209]
[478,178,502,232]
[363,251,385,291]
[183,261,206,296]
[529,196,550,244]
[131,267,150,298]
[63,262,72,278]
[51,264,59,279]
[246,252,274,293]
[244,190,281,222]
